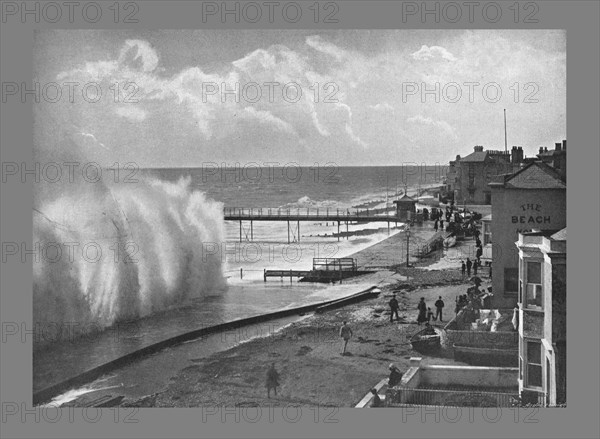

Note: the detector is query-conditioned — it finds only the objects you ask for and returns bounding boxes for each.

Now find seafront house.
[488,160,566,309]
[515,229,566,406]
[448,145,526,205]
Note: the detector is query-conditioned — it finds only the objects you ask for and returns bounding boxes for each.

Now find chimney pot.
[539,147,544,154]
[562,139,566,150]
[555,142,562,151]
[545,147,548,152]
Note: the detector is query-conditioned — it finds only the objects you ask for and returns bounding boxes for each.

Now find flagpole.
[504,109,508,154]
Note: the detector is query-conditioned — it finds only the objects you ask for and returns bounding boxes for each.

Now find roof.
[394,194,416,203]
[489,161,566,190]
[460,151,489,163]
[551,228,567,241]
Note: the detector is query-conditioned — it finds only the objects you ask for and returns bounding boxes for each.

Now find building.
[536,140,567,178]
[393,194,416,221]
[488,161,566,308]
[450,146,525,205]
[515,228,566,406]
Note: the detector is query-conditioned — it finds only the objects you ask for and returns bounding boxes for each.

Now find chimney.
[562,139,566,150]
[474,145,484,152]
[555,142,562,151]
[511,146,518,164]
[456,155,461,161]
[544,147,548,152]
[539,147,544,154]
[518,146,524,162]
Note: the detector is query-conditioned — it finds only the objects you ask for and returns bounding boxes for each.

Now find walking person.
[440,219,444,231]
[417,297,427,325]
[434,296,445,322]
[389,294,400,323]
[461,261,466,277]
[434,219,438,232]
[466,258,472,277]
[265,362,280,399]
[339,321,353,355]
[473,259,478,275]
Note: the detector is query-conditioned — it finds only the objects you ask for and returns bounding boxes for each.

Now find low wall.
[386,358,518,405]
[446,329,519,347]
[420,365,518,388]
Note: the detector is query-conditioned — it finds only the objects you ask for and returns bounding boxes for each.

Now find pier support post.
[287,220,290,244]
[346,221,348,239]
[297,220,300,242]
[337,221,340,242]
[250,220,253,241]
[239,220,242,243]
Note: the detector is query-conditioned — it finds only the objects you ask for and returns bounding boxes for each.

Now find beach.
[123,225,485,408]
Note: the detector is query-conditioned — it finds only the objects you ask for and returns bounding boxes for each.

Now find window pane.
[505,268,519,292]
[528,364,542,387]
[527,342,541,363]
[526,284,543,308]
[527,262,541,284]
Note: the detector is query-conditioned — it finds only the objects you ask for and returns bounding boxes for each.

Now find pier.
[224,206,402,243]
[263,258,372,283]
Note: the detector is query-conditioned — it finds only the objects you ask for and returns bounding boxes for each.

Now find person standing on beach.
[370,388,384,407]
[417,298,427,325]
[265,362,280,398]
[434,219,438,232]
[339,321,353,355]
[434,296,445,322]
[440,219,444,231]
[461,261,466,277]
[388,363,403,387]
[466,258,472,276]
[389,294,400,323]
[473,260,478,275]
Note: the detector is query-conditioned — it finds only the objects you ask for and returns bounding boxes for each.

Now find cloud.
[46,30,565,165]
[76,131,108,150]
[411,45,457,62]
[240,107,296,135]
[369,102,394,112]
[115,106,147,122]
[118,39,159,72]
[406,115,458,140]
[306,35,346,61]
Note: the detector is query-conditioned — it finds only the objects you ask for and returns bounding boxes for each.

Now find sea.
[32,165,446,401]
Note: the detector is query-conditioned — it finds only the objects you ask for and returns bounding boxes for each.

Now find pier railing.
[223,206,397,219]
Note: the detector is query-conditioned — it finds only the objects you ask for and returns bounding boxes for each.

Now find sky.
[34,29,566,167]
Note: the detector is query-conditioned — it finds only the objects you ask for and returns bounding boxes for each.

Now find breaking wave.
[33,175,227,343]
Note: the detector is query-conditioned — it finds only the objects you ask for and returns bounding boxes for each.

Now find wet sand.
[124,227,487,408]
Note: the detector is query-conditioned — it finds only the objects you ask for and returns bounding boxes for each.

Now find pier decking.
[223,206,402,242]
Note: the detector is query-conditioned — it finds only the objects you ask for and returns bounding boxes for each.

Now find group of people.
[369,363,404,407]
[416,296,445,324]
[461,257,479,277]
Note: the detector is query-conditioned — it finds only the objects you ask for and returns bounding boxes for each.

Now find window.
[484,223,492,245]
[504,267,519,294]
[526,341,542,388]
[519,280,523,304]
[519,353,524,380]
[526,261,543,309]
